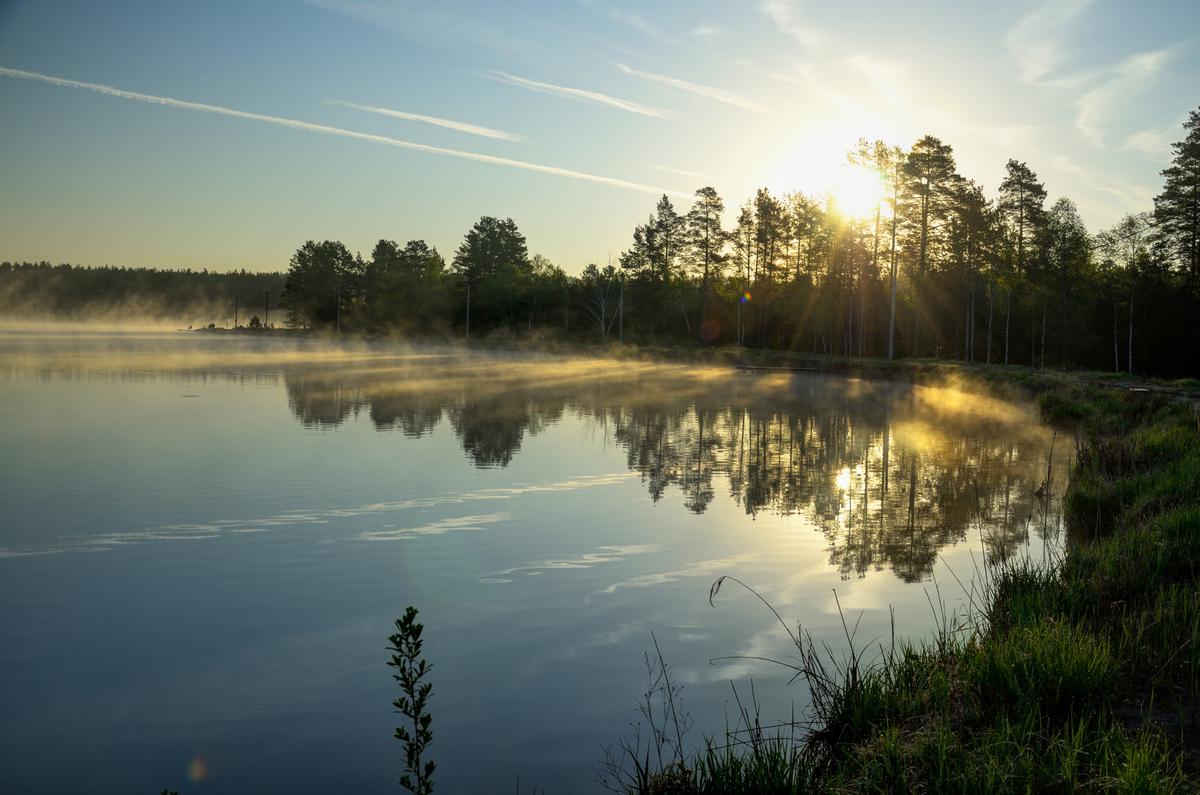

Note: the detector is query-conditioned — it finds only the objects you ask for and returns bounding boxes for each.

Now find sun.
[828,164,885,220]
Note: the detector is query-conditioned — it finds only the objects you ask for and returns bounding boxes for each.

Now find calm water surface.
[0,332,1065,793]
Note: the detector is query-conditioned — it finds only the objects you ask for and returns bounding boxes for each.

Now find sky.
[0,0,1196,274]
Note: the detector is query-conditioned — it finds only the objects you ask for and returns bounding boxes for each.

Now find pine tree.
[899,136,957,355]
[685,187,727,335]
[1153,108,1200,281]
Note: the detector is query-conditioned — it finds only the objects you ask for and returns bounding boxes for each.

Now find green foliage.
[966,620,1114,712]
[280,240,364,329]
[365,239,449,333]
[1152,108,1200,278]
[388,606,436,795]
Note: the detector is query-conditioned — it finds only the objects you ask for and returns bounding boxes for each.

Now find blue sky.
[0,0,1196,273]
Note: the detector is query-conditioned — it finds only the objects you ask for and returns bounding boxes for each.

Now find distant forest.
[0,262,285,328]
[2,107,1197,377]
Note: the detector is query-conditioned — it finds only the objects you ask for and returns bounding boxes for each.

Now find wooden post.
[264,290,269,328]
[234,296,238,329]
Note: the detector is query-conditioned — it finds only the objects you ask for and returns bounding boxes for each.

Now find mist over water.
[0,331,1066,792]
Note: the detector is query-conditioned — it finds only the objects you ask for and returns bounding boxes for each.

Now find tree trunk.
[1127,292,1134,375]
[1113,298,1119,372]
[618,275,623,343]
[863,206,879,357]
[1040,307,1046,369]
[964,291,971,362]
[986,280,994,364]
[1004,290,1011,365]
[887,176,899,360]
[964,289,974,365]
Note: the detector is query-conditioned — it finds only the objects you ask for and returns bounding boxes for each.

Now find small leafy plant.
[388,606,436,794]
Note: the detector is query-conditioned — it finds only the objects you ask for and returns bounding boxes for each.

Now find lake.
[0,331,1065,793]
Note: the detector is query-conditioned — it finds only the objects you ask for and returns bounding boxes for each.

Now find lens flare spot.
[187,755,209,783]
[739,292,752,304]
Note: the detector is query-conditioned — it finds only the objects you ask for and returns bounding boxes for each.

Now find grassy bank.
[608,362,1200,793]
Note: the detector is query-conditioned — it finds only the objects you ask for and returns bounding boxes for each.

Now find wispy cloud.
[1121,122,1180,157]
[843,55,908,107]
[481,543,660,582]
[690,25,722,39]
[487,70,677,120]
[760,0,830,49]
[1052,153,1155,208]
[1006,0,1094,86]
[302,0,525,53]
[603,7,682,45]
[652,164,725,183]
[325,98,521,141]
[601,554,757,593]
[0,67,683,196]
[359,512,510,541]
[1075,47,1178,147]
[0,468,635,558]
[613,62,769,114]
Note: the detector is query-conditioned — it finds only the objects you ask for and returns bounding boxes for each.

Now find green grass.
[622,365,1200,793]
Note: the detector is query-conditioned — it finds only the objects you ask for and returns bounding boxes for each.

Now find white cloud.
[1051,153,1154,209]
[1074,47,1178,147]
[1120,124,1179,157]
[601,554,757,593]
[605,8,682,45]
[302,0,525,53]
[844,55,909,107]
[359,512,510,541]
[483,543,660,580]
[760,0,830,49]
[325,99,522,141]
[652,164,725,183]
[613,62,769,114]
[486,70,678,120]
[1006,0,1095,86]
[0,66,684,196]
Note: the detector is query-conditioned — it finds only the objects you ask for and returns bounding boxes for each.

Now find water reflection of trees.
[282,360,1062,580]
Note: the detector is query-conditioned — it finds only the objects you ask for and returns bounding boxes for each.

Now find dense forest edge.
[3,108,1199,379]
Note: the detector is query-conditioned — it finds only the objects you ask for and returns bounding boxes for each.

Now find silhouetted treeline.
[280,108,1199,377]
[0,262,286,327]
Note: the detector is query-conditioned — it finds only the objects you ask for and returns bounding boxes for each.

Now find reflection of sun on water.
[835,467,853,491]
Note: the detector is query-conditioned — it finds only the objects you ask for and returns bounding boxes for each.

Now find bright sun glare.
[828,164,886,220]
